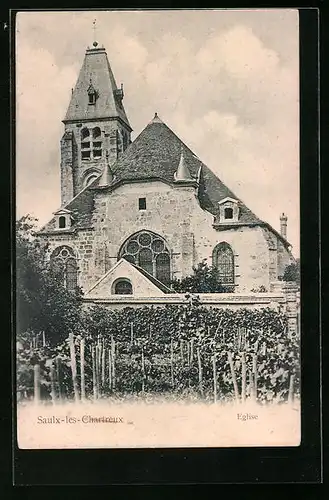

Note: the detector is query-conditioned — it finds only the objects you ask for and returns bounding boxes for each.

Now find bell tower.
[60,39,132,206]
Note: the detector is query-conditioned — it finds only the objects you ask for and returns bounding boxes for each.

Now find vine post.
[56,356,62,402]
[50,362,57,405]
[92,345,97,401]
[80,338,85,401]
[227,351,239,403]
[197,347,203,397]
[170,338,174,388]
[111,336,116,390]
[252,353,258,402]
[69,332,79,402]
[33,364,40,405]
[241,352,246,403]
[288,374,295,404]
[212,354,217,403]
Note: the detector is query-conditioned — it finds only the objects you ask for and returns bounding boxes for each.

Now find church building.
[38,40,295,297]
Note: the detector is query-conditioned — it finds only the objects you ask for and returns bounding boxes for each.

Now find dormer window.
[87,81,98,106]
[54,209,73,230]
[59,216,66,229]
[224,208,233,220]
[217,197,240,224]
[88,93,96,105]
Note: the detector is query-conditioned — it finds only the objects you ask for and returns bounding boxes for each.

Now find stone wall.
[83,282,300,336]
[60,118,131,203]
[42,179,294,294]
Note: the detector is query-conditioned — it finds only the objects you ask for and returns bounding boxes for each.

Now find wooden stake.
[101,339,105,386]
[95,341,99,398]
[108,348,112,390]
[248,369,254,400]
[252,353,258,401]
[197,347,203,396]
[190,338,194,364]
[80,338,85,400]
[42,331,46,347]
[130,322,134,345]
[187,340,190,366]
[141,347,145,393]
[111,337,116,390]
[92,345,97,401]
[227,351,239,402]
[50,363,56,405]
[212,354,217,403]
[170,338,174,388]
[241,352,246,403]
[69,332,79,402]
[56,356,62,402]
[33,364,40,405]
[288,374,295,403]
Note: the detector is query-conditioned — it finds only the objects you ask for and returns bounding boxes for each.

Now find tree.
[16,215,83,345]
[170,260,232,293]
[282,259,300,284]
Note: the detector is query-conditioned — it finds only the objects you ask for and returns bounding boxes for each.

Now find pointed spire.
[64,43,132,129]
[150,112,163,124]
[98,151,114,187]
[174,147,193,182]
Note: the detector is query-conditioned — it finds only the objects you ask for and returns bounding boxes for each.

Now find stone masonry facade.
[44,179,294,294]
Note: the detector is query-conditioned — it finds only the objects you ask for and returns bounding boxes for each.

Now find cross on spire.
[92,19,98,47]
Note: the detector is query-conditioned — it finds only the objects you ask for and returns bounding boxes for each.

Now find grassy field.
[17,396,300,449]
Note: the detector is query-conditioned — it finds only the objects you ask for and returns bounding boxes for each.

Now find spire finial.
[92,19,98,47]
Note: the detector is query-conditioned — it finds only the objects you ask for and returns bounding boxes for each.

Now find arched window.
[50,246,78,292]
[118,231,171,286]
[113,279,133,295]
[212,242,235,285]
[58,216,66,229]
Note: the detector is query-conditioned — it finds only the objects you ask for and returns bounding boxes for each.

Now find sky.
[15,9,299,255]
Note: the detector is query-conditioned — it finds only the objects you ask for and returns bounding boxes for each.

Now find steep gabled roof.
[64,45,131,129]
[39,115,290,248]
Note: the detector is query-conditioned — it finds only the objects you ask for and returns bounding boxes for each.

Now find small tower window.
[224,208,233,219]
[88,93,96,105]
[139,197,146,210]
[81,128,91,161]
[58,216,66,229]
[92,127,102,159]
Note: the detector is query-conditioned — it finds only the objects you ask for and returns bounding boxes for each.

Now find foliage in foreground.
[17,302,300,404]
[16,215,83,343]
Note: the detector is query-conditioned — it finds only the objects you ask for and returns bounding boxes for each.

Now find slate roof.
[64,46,131,129]
[39,115,290,248]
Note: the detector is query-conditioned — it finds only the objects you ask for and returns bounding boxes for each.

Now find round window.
[126,241,139,254]
[138,232,151,246]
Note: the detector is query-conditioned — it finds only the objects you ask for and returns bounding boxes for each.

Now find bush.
[170,260,234,293]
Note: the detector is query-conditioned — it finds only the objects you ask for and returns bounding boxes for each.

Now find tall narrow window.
[50,246,78,292]
[139,197,146,210]
[92,127,102,159]
[119,230,171,285]
[213,242,234,285]
[156,253,171,286]
[81,128,91,160]
[138,248,153,276]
